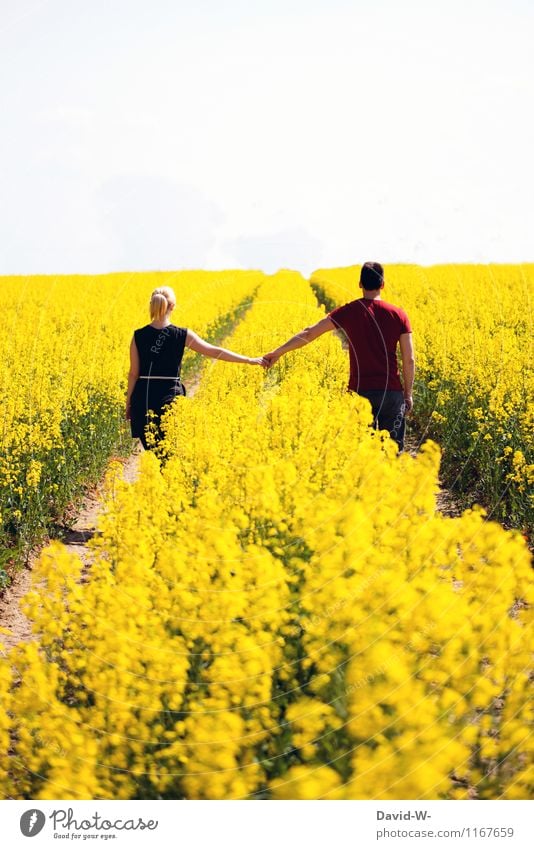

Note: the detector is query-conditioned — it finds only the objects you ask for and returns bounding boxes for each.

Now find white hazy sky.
[1,0,533,274]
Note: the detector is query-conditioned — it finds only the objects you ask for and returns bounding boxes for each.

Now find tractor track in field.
[0,445,143,655]
[404,433,462,519]
[0,372,204,656]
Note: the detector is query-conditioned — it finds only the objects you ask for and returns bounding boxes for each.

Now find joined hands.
[246,352,281,368]
[262,351,280,368]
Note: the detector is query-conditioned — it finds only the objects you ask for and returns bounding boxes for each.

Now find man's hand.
[248,356,269,367]
[403,395,413,415]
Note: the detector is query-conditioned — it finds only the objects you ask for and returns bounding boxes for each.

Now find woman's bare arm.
[186,329,266,366]
[125,336,140,419]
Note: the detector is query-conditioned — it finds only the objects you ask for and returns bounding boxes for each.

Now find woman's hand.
[125,401,131,421]
[248,356,269,367]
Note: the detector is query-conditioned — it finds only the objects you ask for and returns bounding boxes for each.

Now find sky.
[0,0,533,275]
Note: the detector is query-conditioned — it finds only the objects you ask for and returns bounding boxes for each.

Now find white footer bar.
[1,800,532,848]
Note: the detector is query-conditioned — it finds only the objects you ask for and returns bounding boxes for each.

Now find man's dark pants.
[357,389,406,451]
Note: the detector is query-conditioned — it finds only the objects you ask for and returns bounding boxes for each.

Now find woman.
[126,286,265,450]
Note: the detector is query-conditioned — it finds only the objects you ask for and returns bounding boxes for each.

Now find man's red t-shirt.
[328,298,412,392]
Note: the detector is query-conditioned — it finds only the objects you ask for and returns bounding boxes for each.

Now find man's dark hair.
[360,261,384,290]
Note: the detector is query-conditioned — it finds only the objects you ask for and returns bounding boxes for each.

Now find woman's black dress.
[130,324,187,449]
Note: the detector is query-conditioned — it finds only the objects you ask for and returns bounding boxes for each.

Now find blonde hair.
[150,286,176,322]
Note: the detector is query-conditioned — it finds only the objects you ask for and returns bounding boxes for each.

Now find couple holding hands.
[127,262,415,451]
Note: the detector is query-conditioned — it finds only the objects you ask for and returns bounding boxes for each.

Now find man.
[263,262,415,450]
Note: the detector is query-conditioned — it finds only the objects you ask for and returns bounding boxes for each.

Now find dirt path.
[0,447,142,654]
[0,371,206,655]
[405,432,461,518]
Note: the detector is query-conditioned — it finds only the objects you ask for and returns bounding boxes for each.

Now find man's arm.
[399,332,415,413]
[264,316,336,366]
